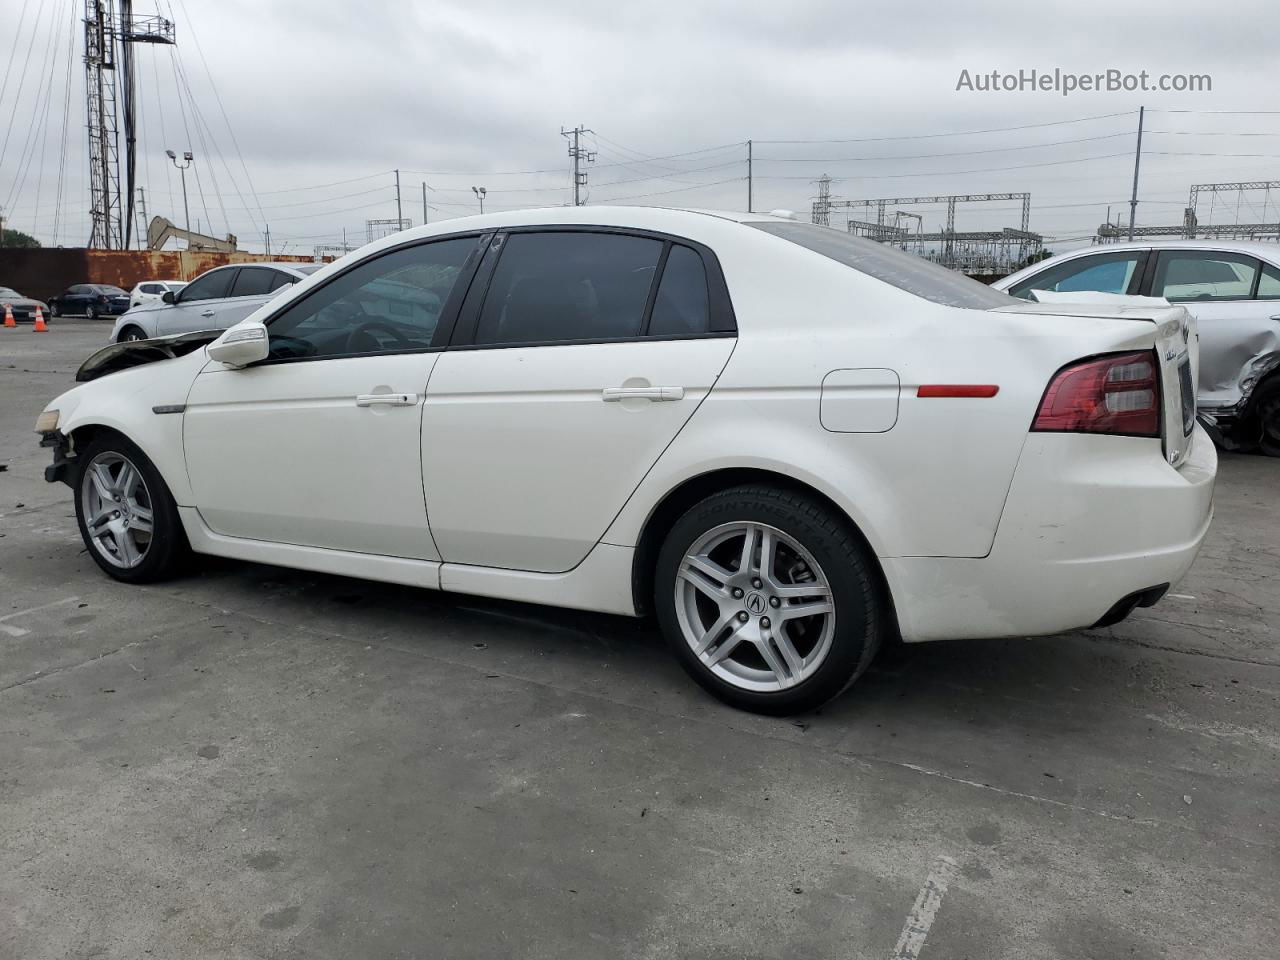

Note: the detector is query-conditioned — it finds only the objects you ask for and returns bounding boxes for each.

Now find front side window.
[1257,262,1280,300]
[265,236,475,361]
[474,232,663,345]
[1009,252,1144,300]
[181,269,235,302]
[1153,251,1260,302]
[649,244,710,336]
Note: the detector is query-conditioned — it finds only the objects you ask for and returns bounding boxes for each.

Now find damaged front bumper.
[40,431,76,487]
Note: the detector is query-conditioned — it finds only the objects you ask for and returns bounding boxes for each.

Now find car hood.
[1,296,48,309]
[76,329,221,382]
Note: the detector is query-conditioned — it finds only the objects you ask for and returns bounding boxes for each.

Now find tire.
[74,433,190,583]
[85,305,97,320]
[117,325,148,343]
[1255,377,1280,457]
[655,485,883,715]
[48,301,60,318]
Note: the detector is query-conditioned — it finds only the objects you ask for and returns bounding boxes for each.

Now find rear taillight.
[1032,350,1161,438]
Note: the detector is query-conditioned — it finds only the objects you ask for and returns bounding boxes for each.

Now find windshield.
[746,220,1015,309]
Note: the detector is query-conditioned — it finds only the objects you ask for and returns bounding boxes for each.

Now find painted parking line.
[890,854,959,960]
[0,597,81,637]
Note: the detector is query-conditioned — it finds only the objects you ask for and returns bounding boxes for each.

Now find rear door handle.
[602,386,685,402]
[200,310,215,318]
[355,393,418,407]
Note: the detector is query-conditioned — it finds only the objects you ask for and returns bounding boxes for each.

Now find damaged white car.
[997,240,1280,454]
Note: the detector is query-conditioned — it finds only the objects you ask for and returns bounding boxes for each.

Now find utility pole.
[747,139,753,213]
[422,182,428,224]
[1128,105,1144,241]
[395,169,403,226]
[265,223,271,258]
[561,125,595,206]
[167,149,192,234]
[136,186,148,248]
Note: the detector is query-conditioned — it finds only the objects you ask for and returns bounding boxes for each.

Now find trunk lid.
[995,295,1199,467]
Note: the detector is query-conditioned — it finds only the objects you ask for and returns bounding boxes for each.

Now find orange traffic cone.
[2,304,14,328]
[32,305,48,332]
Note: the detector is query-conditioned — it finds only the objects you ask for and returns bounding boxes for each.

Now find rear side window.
[230,268,279,297]
[181,269,235,302]
[1153,251,1260,302]
[746,220,1013,309]
[140,284,163,294]
[474,232,663,345]
[649,244,710,336]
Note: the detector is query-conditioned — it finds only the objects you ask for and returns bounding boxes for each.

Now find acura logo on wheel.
[745,593,767,615]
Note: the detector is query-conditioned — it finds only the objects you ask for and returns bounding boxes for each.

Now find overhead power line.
[754,110,1136,145]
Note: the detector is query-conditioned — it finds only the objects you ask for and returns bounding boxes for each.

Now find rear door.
[423,229,736,573]
[1142,248,1272,410]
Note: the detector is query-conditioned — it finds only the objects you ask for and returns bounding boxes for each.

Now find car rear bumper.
[883,424,1217,642]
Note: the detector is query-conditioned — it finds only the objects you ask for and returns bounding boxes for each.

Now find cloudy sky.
[2,0,1278,254]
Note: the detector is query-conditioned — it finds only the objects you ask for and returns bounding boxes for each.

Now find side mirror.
[162,290,176,304]
[208,322,269,368]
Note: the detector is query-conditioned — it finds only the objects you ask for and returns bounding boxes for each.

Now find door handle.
[355,393,418,407]
[200,310,215,318]
[602,386,685,402]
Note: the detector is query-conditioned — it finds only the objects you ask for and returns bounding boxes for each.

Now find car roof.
[1049,238,1280,259]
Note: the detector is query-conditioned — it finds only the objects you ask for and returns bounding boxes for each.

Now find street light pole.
[471,185,486,214]
[166,149,193,235]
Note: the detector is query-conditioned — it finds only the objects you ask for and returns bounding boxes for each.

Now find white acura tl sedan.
[35,207,1216,714]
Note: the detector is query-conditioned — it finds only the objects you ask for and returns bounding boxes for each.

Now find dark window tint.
[140,284,164,294]
[1009,251,1143,299]
[746,220,1013,309]
[266,237,474,361]
[1153,251,1259,302]
[268,271,295,292]
[475,232,663,345]
[230,267,280,297]
[181,269,235,302]
[1257,262,1280,300]
[649,244,710,336]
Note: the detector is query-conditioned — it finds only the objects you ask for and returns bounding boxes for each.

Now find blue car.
[48,284,131,320]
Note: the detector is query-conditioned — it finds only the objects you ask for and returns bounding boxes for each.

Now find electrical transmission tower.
[561,125,595,206]
[83,0,175,249]
[811,174,833,226]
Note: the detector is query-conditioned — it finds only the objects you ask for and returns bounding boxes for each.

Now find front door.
[423,230,736,573]
[182,235,481,558]
[158,266,241,336]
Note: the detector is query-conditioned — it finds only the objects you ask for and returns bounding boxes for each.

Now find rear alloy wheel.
[85,304,97,320]
[656,486,883,715]
[49,302,60,318]
[75,435,189,582]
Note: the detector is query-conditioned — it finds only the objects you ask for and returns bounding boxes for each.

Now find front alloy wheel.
[75,435,189,582]
[81,452,155,569]
[656,486,883,715]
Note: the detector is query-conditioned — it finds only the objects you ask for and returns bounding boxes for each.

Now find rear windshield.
[95,285,127,294]
[292,264,324,275]
[746,220,1014,310]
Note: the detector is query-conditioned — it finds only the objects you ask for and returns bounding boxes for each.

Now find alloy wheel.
[80,452,154,569]
[673,521,835,692]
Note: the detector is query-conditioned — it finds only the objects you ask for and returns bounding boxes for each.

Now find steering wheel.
[344,318,411,354]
